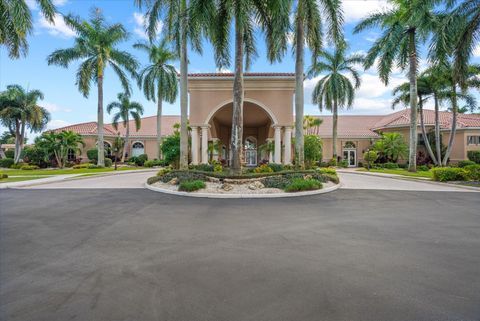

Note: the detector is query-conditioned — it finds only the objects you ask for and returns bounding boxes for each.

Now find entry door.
[343,149,356,167]
[245,150,257,166]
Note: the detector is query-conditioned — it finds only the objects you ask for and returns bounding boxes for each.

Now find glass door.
[343,149,356,167]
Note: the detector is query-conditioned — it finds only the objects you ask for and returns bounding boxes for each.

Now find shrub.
[190,164,214,172]
[128,154,148,166]
[327,158,337,167]
[214,164,223,173]
[457,160,476,168]
[160,133,180,168]
[432,167,469,182]
[267,163,284,172]
[178,180,206,192]
[398,163,408,169]
[21,164,39,170]
[357,161,363,167]
[0,158,14,168]
[22,146,49,168]
[338,160,348,168]
[317,167,337,175]
[304,134,323,168]
[87,148,99,162]
[72,163,90,169]
[160,171,207,184]
[144,160,165,168]
[254,164,273,173]
[417,165,429,171]
[157,167,172,176]
[467,151,480,164]
[318,161,329,168]
[4,150,14,158]
[322,173,339,184]
[464,164,480,181]
[284,178,322,192]
[383,162,399,169]
[0,173,8,179]
[363,150,378,168]
[104,158,112,168]
[10,162,24,169]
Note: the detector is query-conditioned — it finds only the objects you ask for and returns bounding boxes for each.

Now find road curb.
[145,181,342,198]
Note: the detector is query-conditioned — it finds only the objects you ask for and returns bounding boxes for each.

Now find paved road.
[1,188,479,321]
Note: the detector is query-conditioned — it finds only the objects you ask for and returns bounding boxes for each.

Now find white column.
[191,126,199,165]
[201,125,209,164]
[274,125,282,164]
[283,126,292,165]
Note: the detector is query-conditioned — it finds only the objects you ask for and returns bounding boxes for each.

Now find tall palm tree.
[307,46,363,162]
[134,39,178,159]
[107,93,144,162]
[194,0,290,174]
[0,85,50,163]
[292,0,343,169]
[0,0,56,58]
[354,0,443,172]
[136,0,203,170]
[47,8,139,167]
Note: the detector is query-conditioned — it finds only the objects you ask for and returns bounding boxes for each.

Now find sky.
[1,0,479,140]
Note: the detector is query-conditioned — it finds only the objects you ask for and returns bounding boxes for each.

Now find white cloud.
[38,13,75,38]
[133,12,163,40]
[27,0,67,9]
[342,0,394,23]
[216,67,232,73]
[47,119,70,130]
[474,45,480,57]
[42,102,72,113]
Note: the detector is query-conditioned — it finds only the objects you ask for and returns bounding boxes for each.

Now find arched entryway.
[131,141,145,157]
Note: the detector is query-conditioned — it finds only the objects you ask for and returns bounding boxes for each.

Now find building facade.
[52,73,480,166]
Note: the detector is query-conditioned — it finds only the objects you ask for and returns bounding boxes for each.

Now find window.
[131,142,145,157]
[467,136,480,145]
[67,149,76,161]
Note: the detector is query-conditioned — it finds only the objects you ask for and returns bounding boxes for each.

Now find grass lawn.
[356,168,433,179]
[0,166,142,176]
[0,176,44,183]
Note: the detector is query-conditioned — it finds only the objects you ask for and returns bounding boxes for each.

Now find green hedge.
[0,158,14,168]
[464,164,480,181]
[432,167,469,182]
[1,173,8,179]
[458,160,476,168]
[21,164,40,170]
[144,159,168,167]
[178,180,206,192]
[284,178,322,192]
[467,151,480,164]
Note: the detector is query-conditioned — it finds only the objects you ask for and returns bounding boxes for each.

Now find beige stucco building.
[53,73,480,167]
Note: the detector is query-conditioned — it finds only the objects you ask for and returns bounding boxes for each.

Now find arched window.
[67,149,76,161]
[244,137,257,166]
[344,141,356,148]
[131,142,145,157]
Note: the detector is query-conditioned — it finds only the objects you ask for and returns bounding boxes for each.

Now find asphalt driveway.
[1,188,479,321]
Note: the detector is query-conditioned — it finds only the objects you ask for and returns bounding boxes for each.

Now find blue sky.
[1,0,479,139]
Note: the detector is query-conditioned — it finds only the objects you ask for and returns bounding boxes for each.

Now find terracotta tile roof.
[373,109,480,130]
[106,115,181,137]
[315,115,384,138]
[188,72,295,78]
[51,121,117,135]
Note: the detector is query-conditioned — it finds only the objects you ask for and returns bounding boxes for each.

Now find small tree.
[36,131,84,168]
[363,150,378,170]
[304,135,323,169]
[160,132,180,169]
[373,133,408,163]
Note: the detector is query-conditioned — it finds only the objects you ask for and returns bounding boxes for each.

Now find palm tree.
[373,132,409,163]
[194,0,290,174]
[354,0,443,172]
[136,0,203,170]
[0,0,56,58]
[292,0,343,169]
[36,131,85,168]
[307,46,363,162]
[107,93,144,162]
[303,115,322,136]
[47,8,139,167]
[134,39,178,159]
[112,134,125,170]
[0,85,50,163]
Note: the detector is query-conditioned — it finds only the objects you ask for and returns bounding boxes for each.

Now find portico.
[188,73,295,166]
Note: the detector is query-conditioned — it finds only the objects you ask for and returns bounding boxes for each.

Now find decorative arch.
[204,98,279,125]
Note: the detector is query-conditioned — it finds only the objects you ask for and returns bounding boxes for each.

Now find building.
[53,73,480,166]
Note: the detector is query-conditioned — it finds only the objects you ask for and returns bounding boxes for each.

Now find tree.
[372,132,408,163]
[134,39,178,159]
[160,132,181,169]
[0,85,50,163]
[112,134,125,170]
[354,0,443,172]
[292,0,343,169]
[36,131,85,168]
[195,0,290,174]
[307,45,363,161]
[363,150,378,170]
[47,8,139,167]
[107,93,144,162]
[304,134,323,169]
[0,0,56,58]
[136,0,203,170]
[303,115,322,135]
[0,131,15,144]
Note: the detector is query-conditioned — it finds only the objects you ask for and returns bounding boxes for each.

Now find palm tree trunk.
[419,99,437,165]
[231,17,244,174]
[332,99,338,160]
[123,122,130,163]
[14,119,21,163]
[407,30,418,172]
[443,83,458,166]
[157,89,163,159]
[179,0,189,170]
[97,75,105,167]
[294,4,305,169]
[434,94,442,166]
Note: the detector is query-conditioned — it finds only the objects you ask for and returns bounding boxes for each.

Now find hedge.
[467,151,480,164]
[284,178,322,192]
[432,167,469,182]
[0,158,14,168]
[457,160,476,168]
[464,164,480,181]
[178,180,206,192]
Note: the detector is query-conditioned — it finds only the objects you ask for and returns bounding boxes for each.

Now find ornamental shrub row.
[0,158,14,168]
[284,178,322,192]
[432,167,471,182]
[178,180,206,192]
[467,151,480,164]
